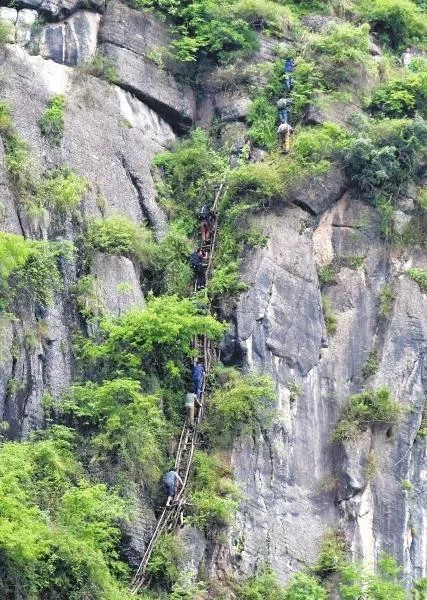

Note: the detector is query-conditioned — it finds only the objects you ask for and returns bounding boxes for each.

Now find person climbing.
[278,122,293,154]
[164,469,183,506]
[283,56,295,92]
[276,97,292,124]
[401,47,412,68]
[185,383,201,427]
[199,204,215,243]
[192,359,204,401]
[189,248,207,290]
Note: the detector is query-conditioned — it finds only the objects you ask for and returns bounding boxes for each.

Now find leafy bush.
[0,232,65,311]
[146,532,183,587]
[0,430,131,599]
[3,131,37,201]
[189,451,238,530]
[88,215,156,265]
[318,264,337,286]
[313,22,372,85]
[0,101,13,133]
[333,386,401,441]
[0,18,12,47]
[232,0,295,35]
[379,283,395,318]
[407,267,427,292]
[83,53,118,83]
[134,0,258,62]
[357,0,427,50]
[361,350,380,378]
[238,567,287,599]
[291,122,353,162]
[207,367,275,444]
[322,296,337,335]
[247,95,278,150]
[77,295,225,382]
[63,379,168,485]
[370,72,427,118]
[38,95,66,145]
[37,166,89,214]
[344,118,427,199]
[314,530,346,576]
[339,554,407,599]
[285,573,327,600]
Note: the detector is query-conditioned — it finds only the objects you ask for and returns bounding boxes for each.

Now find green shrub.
[87,215,156,265]
[0,232,66,310]
[134,0,258,63]
[312,22,372,85]
[146,532,183,587]
[322,296,337,335]
[0,18,12,47]
[232,0,295,35]
[84,53,118,83]
[314,531,346,576]
[291,59,325,122]
[189,451,238,530]
[238,567,287,600]
[370,73,427,118]
[37,166,89,214]
[0,431,131,599]
[357,0,427,50]
[407,267,427,292]
[206,367,275,445]
[0,101,13,133]
[63,379,168,485]
[361,350,380,378]
[77,295,225,382]
[333,386,401,441]
[247,96,278,150]
[318,264,337,286]
[339,554,407,600]
[292,122,353,161]
[3,132,37,200]
[38,95,66,145]
[379,283,395,318]
[285,573,327,600]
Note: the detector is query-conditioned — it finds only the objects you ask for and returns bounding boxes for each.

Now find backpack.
[189,252,201,267]
[199,205,210,220]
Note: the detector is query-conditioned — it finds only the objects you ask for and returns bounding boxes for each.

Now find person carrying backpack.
[185,383,201,427]
[192,359,204,401]
[189,248,207,290]
[199,205,215,243]
[164,470,183,506]
[277,97,292,124]
[283,57,295,93]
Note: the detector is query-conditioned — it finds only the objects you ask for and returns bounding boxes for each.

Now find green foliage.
[38,95,66,145]
[0,431,131,599]
[37,166,89,214]
[291,122,353,161]
[247,95,278,150]
[318,264,337,286]
[134,0,259,63]
[333,386,401,441]
[155,128,228,212]
[379,283,395,318]
[0,101,13,133]
[232,0,295,35]
[370,72,427,118]
[77,295,225,382]
[314,531,346,576]
[407,267,427,292]
[189,451,239,530]
[322,296,337,335]
[146,532,183,587]
[63,379,168,485]
[84,53,118,83]
[339,554,407,599]
[284,573,327,600]
[361,350,380,378]
[207,367,275,444]
[313,22,372,85]
[344,118,427,200]
[0,232,65,311]
[3,131,37,201]
[237,567,287,599]
[357,0,427,50]
[87,215,156,265]
[0,18,12,46]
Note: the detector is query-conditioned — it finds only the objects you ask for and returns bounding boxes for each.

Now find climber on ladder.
[278,122,293,154]
[283,56,295,93]
[189,248,208,290]
[164,469,183,507]
[192,358,204,401]
[277,96,292,124]
[199,204,215,244]
[185,383,201,428]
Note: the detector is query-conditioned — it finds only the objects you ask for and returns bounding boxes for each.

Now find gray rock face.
[15,0,105,19]
[35,10,100,65]
[99,0,195,129]
[291,164,347,215]
[210,192,427,586]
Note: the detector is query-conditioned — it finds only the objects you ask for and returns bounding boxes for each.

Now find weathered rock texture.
[0,0,425,591]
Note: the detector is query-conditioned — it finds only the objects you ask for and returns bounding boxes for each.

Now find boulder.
[0,7,17,42]
[99,0,195,130]
[34,10,100,66]
[291,163,347,215]
[214,92,251,122]
[16,9,37,46]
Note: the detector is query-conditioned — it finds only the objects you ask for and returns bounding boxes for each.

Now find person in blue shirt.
[283,57,295,93]
[164,470,183,506]
[192,359,204,401]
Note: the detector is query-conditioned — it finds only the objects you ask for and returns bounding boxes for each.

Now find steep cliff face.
[0,0,426,595]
